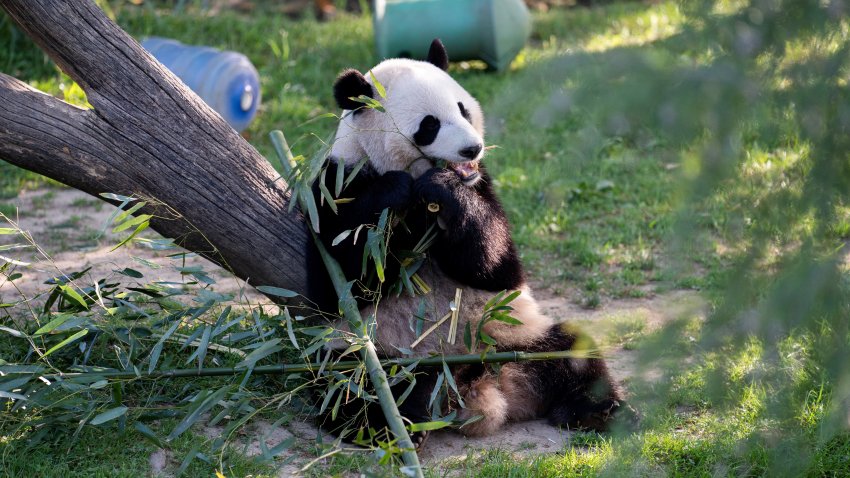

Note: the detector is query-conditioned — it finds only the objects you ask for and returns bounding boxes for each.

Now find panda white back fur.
[308,39,634,445]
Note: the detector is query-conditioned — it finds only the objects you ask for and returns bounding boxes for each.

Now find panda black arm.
[413,167,525,291]
[315,160,414,234]
[307,159,414,312]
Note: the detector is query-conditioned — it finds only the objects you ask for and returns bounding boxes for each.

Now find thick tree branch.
[0,0,310,297]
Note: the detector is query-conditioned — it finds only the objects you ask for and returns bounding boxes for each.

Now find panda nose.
[459,144,483,159]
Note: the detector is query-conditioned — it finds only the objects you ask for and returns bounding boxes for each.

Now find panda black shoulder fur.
[308,39,634,444]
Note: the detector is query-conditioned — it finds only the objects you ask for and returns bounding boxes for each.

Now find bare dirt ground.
[1,188,705,476]
[0,188,271,308]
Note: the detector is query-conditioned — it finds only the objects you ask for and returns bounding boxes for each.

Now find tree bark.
[0,0,309,297]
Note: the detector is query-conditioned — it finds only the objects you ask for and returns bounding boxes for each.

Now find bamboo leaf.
[111,221,149,251]
[299,186,320,233]
[369,234,385,283]
[319,382,341,414]
[176,447,203,476]
[337,343,362,359]
[269,130,295,175]
[352,224,365,245]
[42,329,88,358]
[334,157,345,196]
[256,286,299,298]
[331,389,345,421]
[369,70,387,99]
[428,373,445,408]
[113,201,147,225]
[235,339,283,369]
[331,229,351,247]
[59,285,89,309]
[195,325,212,369]
[408,420,452,432]
[484,290,507,311]
[0,254,30,266]
[181,326,204,350]
[0,376,31,392]
[463,322,473,351]
[396,376,417,407]
[442,361,464,407]
[0,244,29,252]
[0,326,26,338]
[116,268,144,278]
[34,314,73,336]
[90,405,128,425]
[479,330,497,346]
[497,290,522,308]
[344,157,369,188]
[169,386,230,440]
[283,308,299,350]
[492,315,523,325]
[112,213,152,233]
[318,178,337,214]
[0,391,26,401]
[134,422,165,448]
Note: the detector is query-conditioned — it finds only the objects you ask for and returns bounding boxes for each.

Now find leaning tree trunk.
[0,0,308,297]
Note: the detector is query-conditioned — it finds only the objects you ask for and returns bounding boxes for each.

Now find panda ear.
[333,69,374,111]
[426,38,449,71]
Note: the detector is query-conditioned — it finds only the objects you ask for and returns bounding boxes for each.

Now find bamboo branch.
[2,350,583,380]
[311,235,424,476]
[267,127,422,474]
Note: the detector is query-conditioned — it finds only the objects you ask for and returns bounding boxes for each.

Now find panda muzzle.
[447,160,480,182]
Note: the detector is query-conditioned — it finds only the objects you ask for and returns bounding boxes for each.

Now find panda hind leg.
[534,324,639,432]
[456,373,509,437]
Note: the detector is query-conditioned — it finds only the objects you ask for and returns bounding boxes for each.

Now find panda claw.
[411,430,430,451]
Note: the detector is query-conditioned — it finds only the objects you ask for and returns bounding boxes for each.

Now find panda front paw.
[381,170,415,211]
[414,168,463,225]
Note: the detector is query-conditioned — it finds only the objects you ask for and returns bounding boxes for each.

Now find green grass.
[0,420,273,478]
[2,0,849,477]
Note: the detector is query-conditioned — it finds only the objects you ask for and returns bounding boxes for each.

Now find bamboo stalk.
[3,350,584,380]
[270,129,423,475]
[311,235,423,475]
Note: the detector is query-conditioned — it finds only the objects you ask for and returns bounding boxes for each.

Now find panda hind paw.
[410,429,430,451]
[549,399,640,433]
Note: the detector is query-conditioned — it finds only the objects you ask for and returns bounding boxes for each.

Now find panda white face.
[329,44,486,186]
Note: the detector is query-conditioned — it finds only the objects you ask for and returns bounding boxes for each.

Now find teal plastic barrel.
[141,37,261,132]
[373,0,531,71]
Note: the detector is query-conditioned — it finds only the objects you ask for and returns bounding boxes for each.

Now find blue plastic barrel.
[142,37,261,132]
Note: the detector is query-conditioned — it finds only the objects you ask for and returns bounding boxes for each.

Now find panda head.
[329,39,486,186]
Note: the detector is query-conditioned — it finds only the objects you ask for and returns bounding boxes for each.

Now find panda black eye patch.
[413,115,441,146]
[458,102,471,121]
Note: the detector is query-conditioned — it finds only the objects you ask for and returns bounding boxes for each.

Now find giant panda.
[307,39,633,446]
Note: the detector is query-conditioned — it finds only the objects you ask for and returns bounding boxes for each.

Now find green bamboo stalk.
[1,349,584,380]
[311,235,423,476]
[269,128,422,475]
